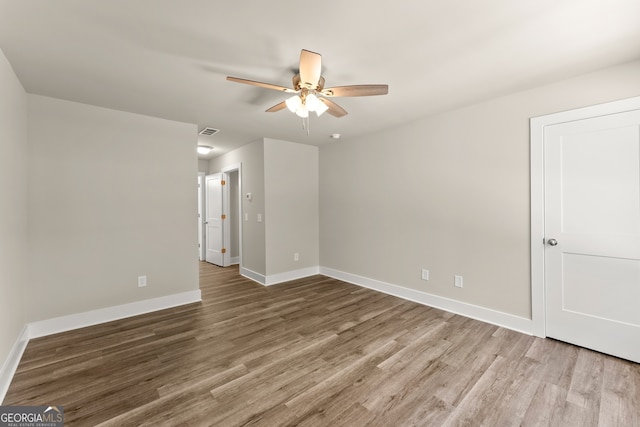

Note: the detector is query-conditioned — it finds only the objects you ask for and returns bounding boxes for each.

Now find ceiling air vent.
[199,127,219,136]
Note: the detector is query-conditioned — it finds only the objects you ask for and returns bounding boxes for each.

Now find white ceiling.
[1,0,639,159]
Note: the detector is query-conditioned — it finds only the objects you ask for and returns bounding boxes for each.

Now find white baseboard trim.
[240,267,266,285]
[241,266,321,286]
[0,325,30,404]
[320,267,532,335]
[265,266,320,286]
[28,290,202,339]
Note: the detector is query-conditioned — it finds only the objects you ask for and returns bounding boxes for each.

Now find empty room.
[1,1,640,425]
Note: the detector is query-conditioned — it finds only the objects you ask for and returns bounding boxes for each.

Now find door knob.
[547,238,558,246]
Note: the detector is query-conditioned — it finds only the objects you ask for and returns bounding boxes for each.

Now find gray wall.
[320,60,640,319]
[264,139,319,275]
[27,95,199,321]
[198,159,209,173]
[0,49,28,370]
[209,138,320,278]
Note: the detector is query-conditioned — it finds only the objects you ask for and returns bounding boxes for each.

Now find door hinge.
[221,214,226,220]
[221,248,227,254]
[221,180,226,186]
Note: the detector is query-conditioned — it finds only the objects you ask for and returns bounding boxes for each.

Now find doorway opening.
[225,168,241,265]
[205,163,242,267]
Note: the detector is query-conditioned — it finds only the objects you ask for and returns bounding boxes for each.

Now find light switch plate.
[454,275,463,288]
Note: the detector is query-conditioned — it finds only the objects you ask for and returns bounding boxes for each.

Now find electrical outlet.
[454,275,463,288]
[294,253,300,262]
[421,269,429,280]
[138,275,147,288]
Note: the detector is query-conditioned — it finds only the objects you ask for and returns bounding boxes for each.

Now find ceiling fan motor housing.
[293,74,325,92]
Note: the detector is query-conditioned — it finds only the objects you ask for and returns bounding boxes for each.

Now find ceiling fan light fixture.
[315,100,329,116]
[285,95,302,113]
[227,49,388,132]
[305,93,321,111]
[197,145,213,155]
[295,106,309,118]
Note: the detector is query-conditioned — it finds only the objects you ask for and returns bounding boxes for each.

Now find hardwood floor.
[5,262,640,426]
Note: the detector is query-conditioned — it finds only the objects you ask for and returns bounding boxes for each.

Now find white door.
[544,109,640,363]
[205,173,224,266]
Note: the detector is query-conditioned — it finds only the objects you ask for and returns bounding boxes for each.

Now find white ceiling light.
[197,145,213,155]
[286,93,328,118]
[315,99,329,116]
[284,92,329,134]
[285,95,302,113]
[296,106,309,118]
[305,93,321,111]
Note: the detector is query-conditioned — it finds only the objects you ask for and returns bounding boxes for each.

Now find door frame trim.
[198,172,206,261]
[530,95,640,338]
[221,162,242,269]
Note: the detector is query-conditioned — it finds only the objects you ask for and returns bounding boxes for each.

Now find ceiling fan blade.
[299,49,322,90]
[320,98,348,118]
[226,76,296,93]
[321,84,389,97]
[265,101,288,113]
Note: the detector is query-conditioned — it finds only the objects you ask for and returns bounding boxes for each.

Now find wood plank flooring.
[5,262,640,426]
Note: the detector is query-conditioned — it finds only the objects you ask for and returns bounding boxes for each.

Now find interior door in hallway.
[205,173,225,266]
[544,108,640,363]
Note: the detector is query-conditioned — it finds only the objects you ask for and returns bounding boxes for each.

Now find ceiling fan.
[226,49,388,122]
